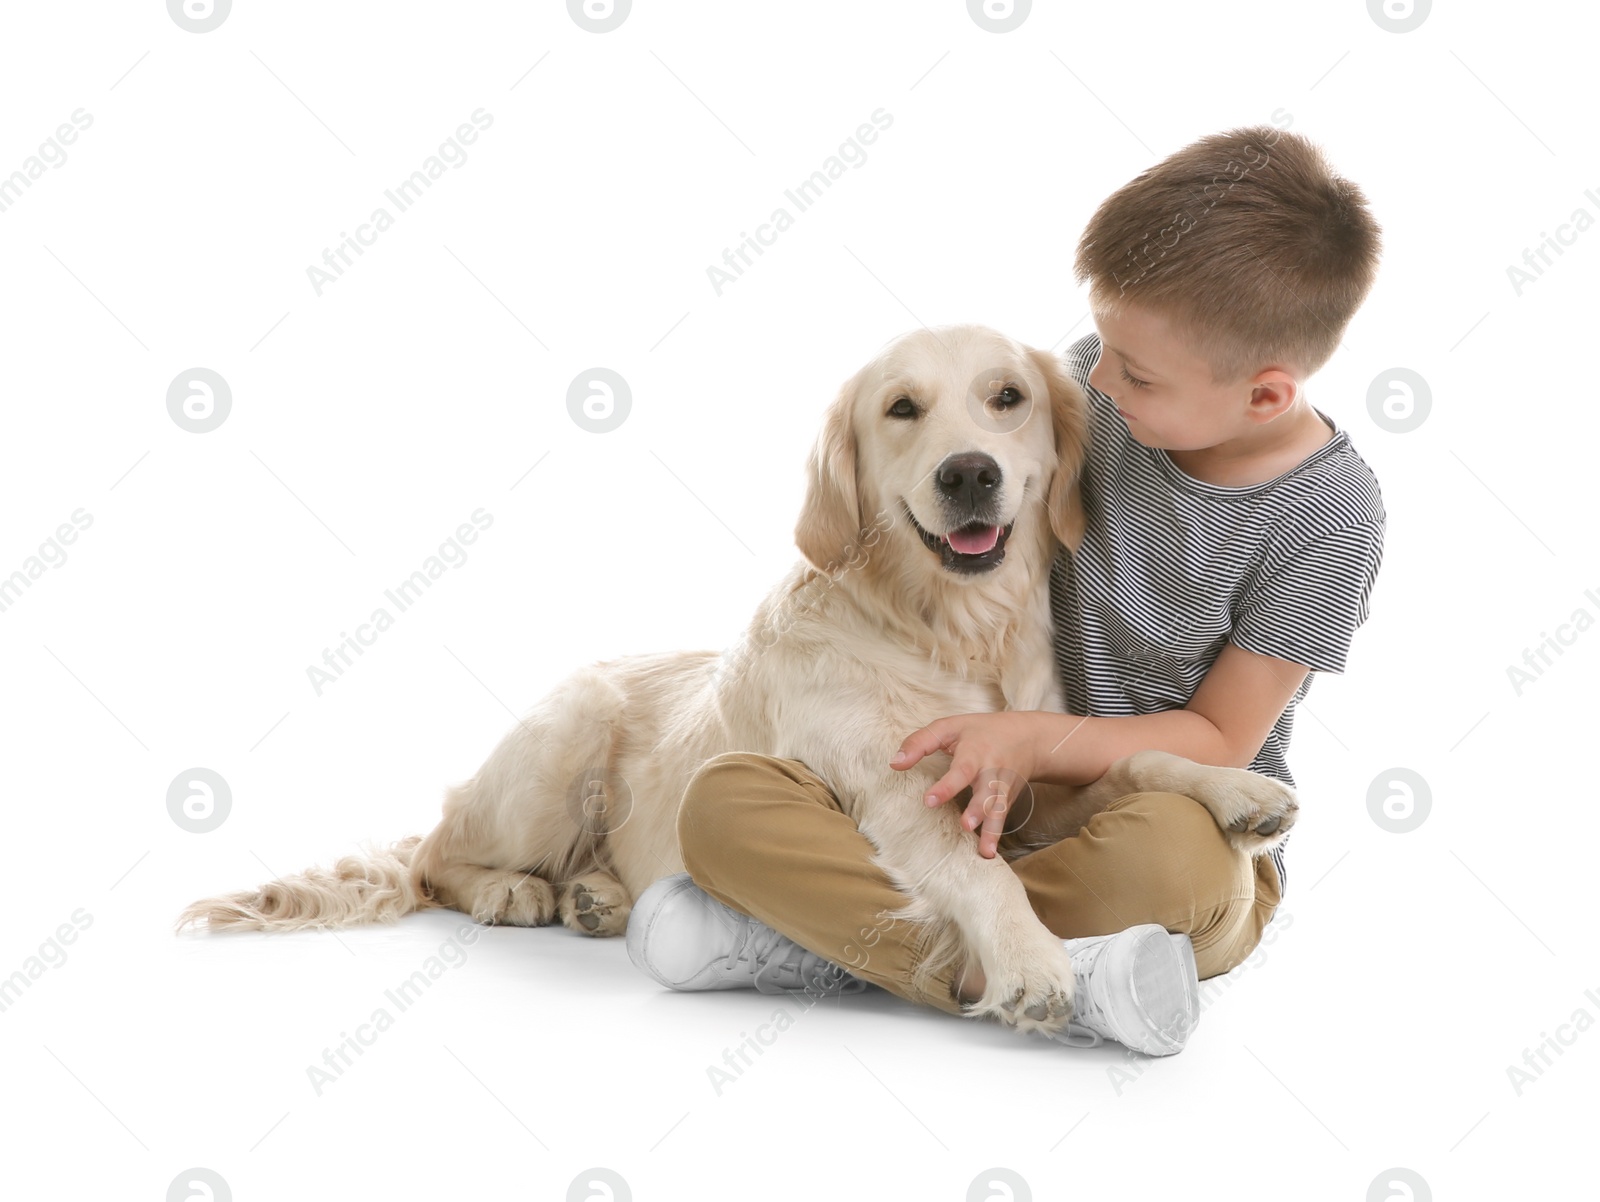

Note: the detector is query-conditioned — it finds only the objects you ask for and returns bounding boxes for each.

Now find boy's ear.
[1028,347,1088,553]
[795,369,866,572]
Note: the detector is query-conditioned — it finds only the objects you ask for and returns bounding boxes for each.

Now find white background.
[1,1,1595,1199]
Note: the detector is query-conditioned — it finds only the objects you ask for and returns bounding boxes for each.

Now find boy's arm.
[1027,643,1311,787]
[894,516,1382,845]
[895,644,1311,809]
[1027,513,1385,788]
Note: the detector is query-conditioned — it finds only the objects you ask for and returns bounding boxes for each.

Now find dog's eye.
[887,396,918,419]
[994,385,1024,408]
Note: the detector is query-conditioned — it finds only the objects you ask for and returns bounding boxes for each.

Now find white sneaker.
[626,872,866,997]
[1051,926,1200,1056]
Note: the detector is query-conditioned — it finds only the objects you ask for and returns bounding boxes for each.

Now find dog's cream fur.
[178,325,1296,1037]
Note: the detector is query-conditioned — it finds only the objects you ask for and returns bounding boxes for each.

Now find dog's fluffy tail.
[174,834,439,933]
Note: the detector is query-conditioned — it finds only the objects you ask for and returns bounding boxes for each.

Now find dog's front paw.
[969,937,1077,1037]
[1189,768,1299,854]
[558,875,631,937]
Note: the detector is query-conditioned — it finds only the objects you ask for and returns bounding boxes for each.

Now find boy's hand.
[891,712,1043,859]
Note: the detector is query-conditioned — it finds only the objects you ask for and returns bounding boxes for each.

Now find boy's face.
[1087,304,1281,452]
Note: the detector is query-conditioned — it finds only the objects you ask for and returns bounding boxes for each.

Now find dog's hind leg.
[557,869,632,937]
[422,860,560,926]
[408,773,564,925]
[409,780,568,926]
[412,667,634,926]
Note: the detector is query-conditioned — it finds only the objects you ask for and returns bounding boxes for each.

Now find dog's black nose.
[934,452,1001,507]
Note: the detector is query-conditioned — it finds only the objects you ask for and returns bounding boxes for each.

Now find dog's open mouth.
[903,502,1014,575]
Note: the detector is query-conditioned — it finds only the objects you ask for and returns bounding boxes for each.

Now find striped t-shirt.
[1048,334,1387,896]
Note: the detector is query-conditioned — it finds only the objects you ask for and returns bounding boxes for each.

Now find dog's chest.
[866,650,1009,727]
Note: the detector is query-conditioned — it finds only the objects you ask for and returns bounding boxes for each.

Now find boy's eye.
[1119,366,1150,391]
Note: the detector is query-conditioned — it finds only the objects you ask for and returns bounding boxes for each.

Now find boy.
[625,125,1386,1055]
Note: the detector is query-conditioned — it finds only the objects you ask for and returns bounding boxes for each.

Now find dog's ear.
[795,368,866,573]
[1028,346,1088,554]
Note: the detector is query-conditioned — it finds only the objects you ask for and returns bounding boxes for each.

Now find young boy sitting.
[625,125,1386,1055]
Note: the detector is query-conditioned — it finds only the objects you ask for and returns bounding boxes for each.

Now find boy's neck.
[1165,400,1335,488]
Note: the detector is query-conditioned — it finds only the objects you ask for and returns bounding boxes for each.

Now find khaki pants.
[676,752,1282,1018]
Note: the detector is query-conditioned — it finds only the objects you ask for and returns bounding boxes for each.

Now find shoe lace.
[731,920,860,996]
[1050,937,1105,1049]
[1052,1023,1104,1049]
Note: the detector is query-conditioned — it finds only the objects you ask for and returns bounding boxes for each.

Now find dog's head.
[795,325,1087,581]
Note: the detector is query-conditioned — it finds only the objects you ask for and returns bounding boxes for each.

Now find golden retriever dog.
[178,324,1296,1037]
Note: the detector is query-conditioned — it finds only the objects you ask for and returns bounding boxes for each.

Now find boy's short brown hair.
[1074,125,1381,383]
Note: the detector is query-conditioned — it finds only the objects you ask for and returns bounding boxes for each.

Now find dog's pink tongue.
[947,524,1000,555]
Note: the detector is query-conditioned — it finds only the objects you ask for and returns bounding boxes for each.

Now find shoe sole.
[1091,927,1200,1056]
[1126,928,1203,1049]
